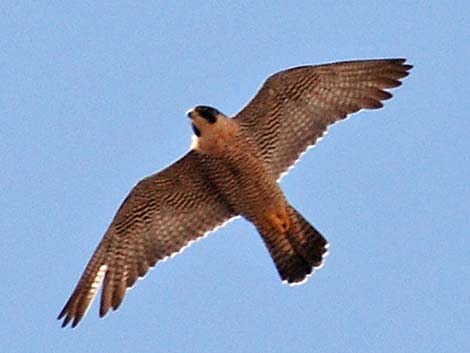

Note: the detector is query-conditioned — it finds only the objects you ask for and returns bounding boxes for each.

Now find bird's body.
[59,58,412,327]
[189,108,326,283]
[192,114,284,221]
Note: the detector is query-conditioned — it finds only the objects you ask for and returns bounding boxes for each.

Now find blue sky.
[2,2,469,352]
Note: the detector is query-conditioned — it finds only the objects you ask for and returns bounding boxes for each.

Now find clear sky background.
[2,2,469,352]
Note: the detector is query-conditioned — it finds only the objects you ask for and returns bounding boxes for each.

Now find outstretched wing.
[235,59,412,179]
[58,150,235,327]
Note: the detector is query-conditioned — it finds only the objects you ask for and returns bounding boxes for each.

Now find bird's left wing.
[234,59,412,180]
[58,150,235,327]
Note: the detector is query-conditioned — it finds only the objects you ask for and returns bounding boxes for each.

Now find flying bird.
[58,58,412,327]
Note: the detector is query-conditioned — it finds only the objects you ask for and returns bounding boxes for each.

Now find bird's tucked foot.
[266,207,291,234]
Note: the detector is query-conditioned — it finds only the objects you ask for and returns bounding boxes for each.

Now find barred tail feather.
[258,206,328,284]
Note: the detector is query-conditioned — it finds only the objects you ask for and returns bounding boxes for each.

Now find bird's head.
[187,105,227,138]
[187,105,239,153]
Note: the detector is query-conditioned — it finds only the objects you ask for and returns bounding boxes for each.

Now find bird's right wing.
[234,59,412,180]
[58,150,236,327]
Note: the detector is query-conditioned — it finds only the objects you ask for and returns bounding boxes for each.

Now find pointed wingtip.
[404,63,413,71]
[59,314,71,328]
[57,310,84,328]
[72,318,80,328]
[57,302,72,327]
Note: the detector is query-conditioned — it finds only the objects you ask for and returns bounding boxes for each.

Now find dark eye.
[192,123,201,137]
[196,106,219,124]
[207,114,217,124]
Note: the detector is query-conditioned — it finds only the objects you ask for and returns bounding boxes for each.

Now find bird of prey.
[58,58,412,327]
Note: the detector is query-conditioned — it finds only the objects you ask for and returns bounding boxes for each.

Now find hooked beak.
[186,108,195,120]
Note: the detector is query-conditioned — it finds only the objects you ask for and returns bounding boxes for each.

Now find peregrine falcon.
[58,58,412,327]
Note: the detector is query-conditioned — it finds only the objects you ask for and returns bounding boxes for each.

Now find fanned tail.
[258,206,328,284]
